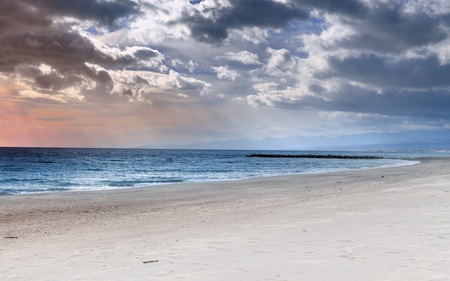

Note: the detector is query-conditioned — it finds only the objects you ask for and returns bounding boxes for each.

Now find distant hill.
[140,129,450,151]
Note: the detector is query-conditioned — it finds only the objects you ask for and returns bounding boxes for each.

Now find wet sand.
[1,158,450,280]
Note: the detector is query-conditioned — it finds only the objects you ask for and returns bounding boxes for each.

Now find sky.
[1,0,450,148]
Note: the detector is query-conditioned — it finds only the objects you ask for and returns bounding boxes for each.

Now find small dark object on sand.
[143,260,159,264]
[4,236,18,239]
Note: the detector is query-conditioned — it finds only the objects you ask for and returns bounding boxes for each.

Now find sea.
[0,147,447,195]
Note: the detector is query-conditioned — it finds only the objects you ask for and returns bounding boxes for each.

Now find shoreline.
[1,156,419,196]
[2,157,450,280]
[0,158,430,241]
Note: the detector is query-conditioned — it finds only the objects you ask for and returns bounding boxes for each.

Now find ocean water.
[0,147,441,195]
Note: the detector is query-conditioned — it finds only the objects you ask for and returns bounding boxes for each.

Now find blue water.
[0,148,442,195]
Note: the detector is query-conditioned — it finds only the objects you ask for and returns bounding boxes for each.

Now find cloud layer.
[3,0,450,145]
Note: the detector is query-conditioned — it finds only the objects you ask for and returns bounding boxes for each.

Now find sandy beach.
[1,158,450,280]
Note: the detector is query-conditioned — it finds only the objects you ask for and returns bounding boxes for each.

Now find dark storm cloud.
[182,0,309,43]
[321,86,450,119]
[326,4,448,54]
[291,1,447,55]
[293,0,367,17]
[0,31,133,71]
[182,0,448,55]
[0,28,155,94]
[133,48,160,60]
[0,0,140,29]
[0,0,162,101]
[37,0,139,26]
[0,2,50,34]
[181,0,370,43]
[323,55,450,90]
[0,0,140,70]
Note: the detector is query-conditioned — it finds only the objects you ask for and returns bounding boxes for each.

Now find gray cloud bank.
[181,0,308,43]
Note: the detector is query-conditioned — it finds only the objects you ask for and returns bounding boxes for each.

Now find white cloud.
[265,48,300,77]
[252,82,279,93]
[216,51,260,65]
[212,65,241,81]
[18,88,85,104]
[249,47,302,87]
[187,60,198,73]
[247,82,319,107]
[99,0,190,45]
[171,59,183,67]
[85,63,211,103]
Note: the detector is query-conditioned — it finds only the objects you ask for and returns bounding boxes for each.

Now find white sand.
[1,158,450,280]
